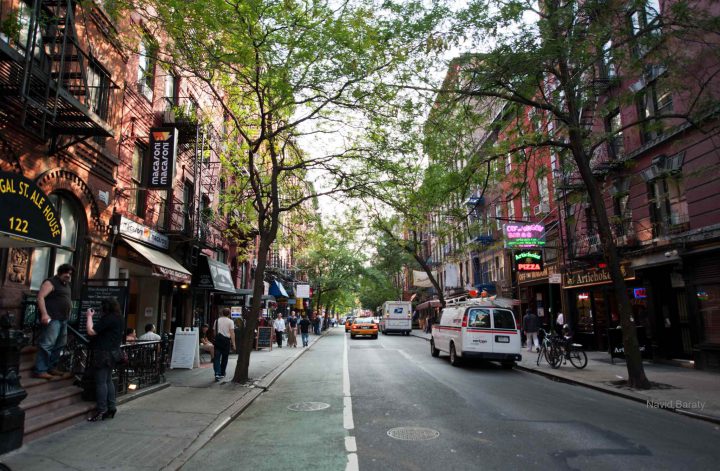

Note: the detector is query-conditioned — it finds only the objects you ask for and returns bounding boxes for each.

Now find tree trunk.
[571,142,651,389]
[232,233,272,383]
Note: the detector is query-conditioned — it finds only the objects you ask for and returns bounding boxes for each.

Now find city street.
[183,328,720,470]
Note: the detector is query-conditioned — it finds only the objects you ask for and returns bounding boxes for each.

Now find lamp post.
[0,314,28,454]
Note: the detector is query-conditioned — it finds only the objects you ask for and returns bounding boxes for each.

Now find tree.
[130,0,446,381]
[425,0,720,388]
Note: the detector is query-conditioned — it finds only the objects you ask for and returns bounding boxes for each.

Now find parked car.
[350,318,378,339]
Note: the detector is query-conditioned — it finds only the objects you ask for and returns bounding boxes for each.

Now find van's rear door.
[491,308,521,355]
[463,308,493,354]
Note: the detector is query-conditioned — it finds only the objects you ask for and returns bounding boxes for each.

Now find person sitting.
[199,324,214,360]
[138,323,161,341]
[124,328,137,344]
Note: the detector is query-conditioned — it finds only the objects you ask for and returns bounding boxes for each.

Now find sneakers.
[215,375,221,382]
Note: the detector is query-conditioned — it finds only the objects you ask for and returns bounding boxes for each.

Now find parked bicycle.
[556,327,588,369]
[536,328,562,368]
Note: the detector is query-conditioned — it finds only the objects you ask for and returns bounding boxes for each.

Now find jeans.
[34,320,67,373]
[526,332,539,351]
[301,332,309,347]
[213,340,230,377]
[94,365,116,413]
[275,330,283,347]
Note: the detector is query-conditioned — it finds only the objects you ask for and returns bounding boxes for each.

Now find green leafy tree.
[130,0,445,381]
[425,0,720,388]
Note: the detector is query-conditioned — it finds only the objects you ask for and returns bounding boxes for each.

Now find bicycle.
[557,336,588,369]
[536,328,562,368]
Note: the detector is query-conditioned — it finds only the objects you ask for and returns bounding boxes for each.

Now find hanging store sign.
[0,171,62,247]
[145,127,178,190]
[514,250,544,272]
[117,216,169,249]
[504,223,546,248]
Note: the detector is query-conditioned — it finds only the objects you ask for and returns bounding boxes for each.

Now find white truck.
[380,301,412,335]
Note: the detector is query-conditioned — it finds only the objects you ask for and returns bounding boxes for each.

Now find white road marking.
[345,436,357,452]
[344,330,358,471]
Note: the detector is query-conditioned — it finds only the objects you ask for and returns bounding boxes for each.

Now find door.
[492,308,521,355]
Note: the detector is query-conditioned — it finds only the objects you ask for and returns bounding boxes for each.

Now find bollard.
[0,314,29,454]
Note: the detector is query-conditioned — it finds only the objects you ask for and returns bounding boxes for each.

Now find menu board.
[256,326,273,350]
[78,285,128,335]
[170,327,200,369]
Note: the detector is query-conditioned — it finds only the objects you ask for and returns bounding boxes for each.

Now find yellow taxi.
[345,317,355,332]
[350,317,378,339]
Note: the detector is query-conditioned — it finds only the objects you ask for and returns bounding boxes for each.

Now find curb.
[515,364,720,426]
[166,333,326,470]
[412,331,719,426]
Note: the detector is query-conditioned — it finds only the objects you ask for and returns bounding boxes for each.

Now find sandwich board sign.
[170,327,200,369]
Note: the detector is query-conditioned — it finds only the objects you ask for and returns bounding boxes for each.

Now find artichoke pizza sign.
[0,171,61,247]
[514,251,544,272]
[145,127,178,190]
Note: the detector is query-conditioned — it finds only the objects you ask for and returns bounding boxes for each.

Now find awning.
[195,255,235,293]
[416,299,442,310]
[122,238,191,283]
[269,280,288,297]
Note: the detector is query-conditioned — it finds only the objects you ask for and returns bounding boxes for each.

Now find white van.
[380,301,412,335]
[430,297,522,368]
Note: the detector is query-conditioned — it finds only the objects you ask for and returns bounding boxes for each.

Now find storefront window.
[30,194,81,291]
[696,286,720,344]
[576,292,594,333]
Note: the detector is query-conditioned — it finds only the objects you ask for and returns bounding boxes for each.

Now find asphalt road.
[184,328,720,470]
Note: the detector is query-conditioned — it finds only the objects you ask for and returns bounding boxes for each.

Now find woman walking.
[286,313,298,348]
[85,298,124,421]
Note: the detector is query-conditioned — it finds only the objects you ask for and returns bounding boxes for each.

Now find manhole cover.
[387,427,440,441]
[287,402,331,412]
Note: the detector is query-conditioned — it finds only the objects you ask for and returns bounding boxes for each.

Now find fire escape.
[0,0,117,144]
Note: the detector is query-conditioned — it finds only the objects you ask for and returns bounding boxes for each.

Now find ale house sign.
[0,171,61,247]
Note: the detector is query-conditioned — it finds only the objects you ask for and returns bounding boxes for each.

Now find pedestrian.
[273,314,286,348]
[199,324,214,360]
[138,323,161,341]
[33,263,74,380]
[313,315,321,335]
[124,328,137,343]
[85,298,123,421]
[213,308,235,381]
[287,312,298,347]
[555,312,565,336]
[298,314,311,347]
[523,308,540,352]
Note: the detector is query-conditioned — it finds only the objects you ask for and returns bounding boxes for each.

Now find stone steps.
[18,347,93,444]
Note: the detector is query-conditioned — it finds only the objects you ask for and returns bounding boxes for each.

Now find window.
[601,40,616,79]
[521,188,530,217]
[86,61,110,119]
[5,2,42,58]
[182,181,193,232]
[537,176,549,205]
[507,197,515,221]
[637,80,673,143]
[607,110,624,158]
[137,38,155,101]
[505,154,512,174]
[216,250,227,264]
[647,175,688,237]
[630,0,662,57]
[468,309,491,328]
[128,145,146,217]
[164,71,177,104]
[495,204,502,230]
[493,309,516,329]
[30,195,82,294]
[156,190,168,230]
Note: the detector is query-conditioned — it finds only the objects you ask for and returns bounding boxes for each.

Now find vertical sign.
[146,127,178,189]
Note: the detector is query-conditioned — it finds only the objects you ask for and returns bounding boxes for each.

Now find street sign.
[549,273,562,284]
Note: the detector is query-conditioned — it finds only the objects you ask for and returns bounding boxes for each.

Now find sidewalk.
[0,332,328,471]
[411,330,720,424]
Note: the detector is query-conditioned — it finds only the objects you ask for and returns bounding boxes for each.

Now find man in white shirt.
[138,323,161,341]
[273,314,286,348]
